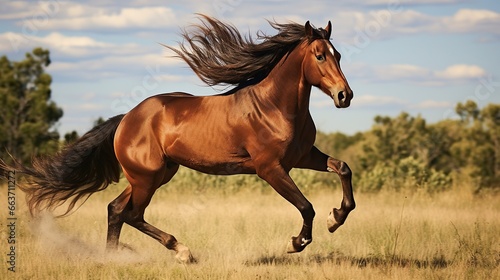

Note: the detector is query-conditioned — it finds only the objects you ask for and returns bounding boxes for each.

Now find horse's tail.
[0,114,125,217]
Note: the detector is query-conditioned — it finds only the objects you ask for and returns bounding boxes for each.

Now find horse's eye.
[316,54,325,61]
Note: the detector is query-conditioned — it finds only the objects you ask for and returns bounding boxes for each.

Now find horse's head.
[302,21,353,108]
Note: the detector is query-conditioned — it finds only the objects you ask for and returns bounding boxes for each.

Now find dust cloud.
[30,213,149,264]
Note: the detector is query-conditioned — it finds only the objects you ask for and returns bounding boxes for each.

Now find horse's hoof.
[286,236,311,253]
[287,238,298,253]
[327,210,341,233]
[175,244,196,263]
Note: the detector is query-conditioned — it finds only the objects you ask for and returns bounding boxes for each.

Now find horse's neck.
[254,46,312,121]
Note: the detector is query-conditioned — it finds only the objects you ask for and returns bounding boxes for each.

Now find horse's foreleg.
[296,146,356,233]
[256,164,315,253]
[325,156,355,233]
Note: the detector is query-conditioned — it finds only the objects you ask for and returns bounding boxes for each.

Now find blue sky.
[1,0,499,136]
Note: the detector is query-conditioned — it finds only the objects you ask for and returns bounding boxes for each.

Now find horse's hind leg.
[107,184,132,251]
[118,163,195,263]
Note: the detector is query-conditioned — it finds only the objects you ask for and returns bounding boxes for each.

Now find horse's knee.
[338,161,352,178]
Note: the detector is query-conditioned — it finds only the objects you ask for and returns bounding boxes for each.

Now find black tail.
[0,114,125,216]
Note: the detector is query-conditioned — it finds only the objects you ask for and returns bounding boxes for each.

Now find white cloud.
[355,0,465,5]
[29,6,178,31]
[336,8,500,44]
[2,2,181,31]
[449,9,500,24]
[415,8,500,35]
[435,64,487,80]
[0,33,185,81]
[0,30,189,81]
[49,53,182,80]
[374,64,432,81]
[44,32,109,48]
[0,2,39,19]
[0,31,150,58]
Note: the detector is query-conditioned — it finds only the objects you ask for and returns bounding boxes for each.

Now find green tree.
[63,130,79,144]
[356,112,453,193]
[0,48,63,164]
[481,103,500,183]
[451,101,500,189]
[360,112,430,168]
[93,116,105,127]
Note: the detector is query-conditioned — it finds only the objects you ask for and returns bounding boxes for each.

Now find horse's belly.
[164,135,255,175]
[183,161,256,175]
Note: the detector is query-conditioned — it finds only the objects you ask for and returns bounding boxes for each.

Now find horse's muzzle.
[331,88,353,108]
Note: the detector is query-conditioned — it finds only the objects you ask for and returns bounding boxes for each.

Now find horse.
[0,15,355,263]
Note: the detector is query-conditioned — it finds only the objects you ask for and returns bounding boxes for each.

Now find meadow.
[1,168,499,280]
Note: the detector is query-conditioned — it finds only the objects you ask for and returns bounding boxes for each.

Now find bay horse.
[0,15,355,262]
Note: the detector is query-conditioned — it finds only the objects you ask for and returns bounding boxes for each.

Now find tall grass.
[1,170,499,279]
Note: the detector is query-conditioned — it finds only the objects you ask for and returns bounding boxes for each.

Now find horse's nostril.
[338,91,345,101]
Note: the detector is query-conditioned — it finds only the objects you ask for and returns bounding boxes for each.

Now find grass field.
[1,173,499,279]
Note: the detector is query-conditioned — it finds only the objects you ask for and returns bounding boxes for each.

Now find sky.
[1,0,499,136]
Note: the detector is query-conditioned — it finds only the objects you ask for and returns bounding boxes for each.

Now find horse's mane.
[167,14,329,87]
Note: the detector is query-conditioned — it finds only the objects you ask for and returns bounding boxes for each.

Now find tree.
[63,130,79,144]
[355,112,451,193]
[360,112,430,168]
[447,101,500,190]
[0,48,63,164]
[455,100,480,122]
[481,104,500,182]
[93,117,105,127]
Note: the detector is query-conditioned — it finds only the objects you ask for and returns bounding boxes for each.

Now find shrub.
[357,157,451,193]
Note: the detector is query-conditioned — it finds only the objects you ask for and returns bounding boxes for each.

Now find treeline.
[311,100,500,193]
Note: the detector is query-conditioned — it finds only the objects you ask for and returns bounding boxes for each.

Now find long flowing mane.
[167,14,329,87]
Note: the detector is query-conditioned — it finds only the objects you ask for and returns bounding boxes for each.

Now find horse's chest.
[281,127,316,164]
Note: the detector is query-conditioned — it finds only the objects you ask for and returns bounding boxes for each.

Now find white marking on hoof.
[287,237,312,253]
[301,238,312,247]
[327,167,334,173]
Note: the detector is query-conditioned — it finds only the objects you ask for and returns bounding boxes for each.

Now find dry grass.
[1,178,499,279]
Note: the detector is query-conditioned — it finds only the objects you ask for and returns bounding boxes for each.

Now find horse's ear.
[325,21,332,39]
[305,21,313,37]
